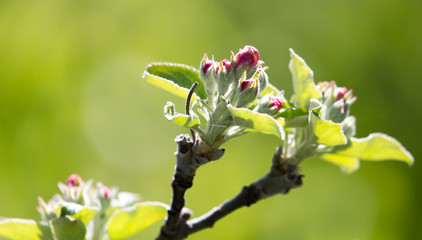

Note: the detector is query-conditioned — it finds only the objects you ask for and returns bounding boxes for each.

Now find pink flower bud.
[101,186,111,199]
[216,59,232,75]
[269,97,283,111]
[240,78,258,92]
[335,87,348,101]
[202,60,213,75]
[235,46,260,72]
[66,174,82,187]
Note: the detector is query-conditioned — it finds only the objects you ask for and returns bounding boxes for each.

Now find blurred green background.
[0,0,421,239]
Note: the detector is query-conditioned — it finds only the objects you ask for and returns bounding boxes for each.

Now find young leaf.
[315,154,360,173]
[143,63,207,100]
[314,133,413,173]
[164,102,200,128]
[70,207,98,226]
[335,133,414,165]
[0,218,52,240]
[106,202,167,240]
[311,110,347,146]
[289,49,321,111]
[227,105,285,140]
[50,217,86,240]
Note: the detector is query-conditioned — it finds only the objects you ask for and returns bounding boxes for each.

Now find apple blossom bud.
[66,174,82,187]
[235,45,260,73]
[216,59,232,75]
[199,54,218,106]
[254,93,283,115]
[101,186,111,199]
[335,87,348,101]
[270,97,283,111]
[200,54,214,75]
[240,78,256,92]
[237,71,259,107]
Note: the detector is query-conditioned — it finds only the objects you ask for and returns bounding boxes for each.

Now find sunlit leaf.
[106,202,167,240]
[143,63,207,100]
[289,49,321,111]
[311,110,347,146]
[316,154,360,173]
[70,207,98,226]
[0,218,52,240]
[336,133,414,165]
[314,133,413,173]
[50,217,86,240]
[227,105,285,140]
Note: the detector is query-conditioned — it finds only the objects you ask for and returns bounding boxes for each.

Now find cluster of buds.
[37,174,139,222]
[317,81,357,138]
[199,46,270,109]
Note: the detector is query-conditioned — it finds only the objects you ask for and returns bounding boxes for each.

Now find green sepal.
[227,105,285,140]
[143,63,207,100]
[311,109,347,146]
[106,202,167,240]
[0,218,53,240]
[50,216,86,240]
[289,49,321,111]
[164,102,200,128]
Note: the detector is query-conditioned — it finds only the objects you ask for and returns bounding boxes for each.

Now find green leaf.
[277,115,308,129]
[227,105,285,140]
[143,63,207,100]
[59,202,97,226]
[315,133,413,173]
[106,202,167,240]
[335,133,414,165]
[70,207,98,226]
[311,110,347,146]
[164,102,200,128]
[0,218,52,240]
[50,217,86,240]
[289,49,321,111]
[315,154,360,173]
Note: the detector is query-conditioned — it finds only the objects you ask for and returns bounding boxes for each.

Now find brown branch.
[156,135,224,240]
[175,147,303,239]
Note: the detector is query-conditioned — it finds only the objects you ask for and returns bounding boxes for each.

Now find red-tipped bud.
[269,97,283,111]
[335,87,348,101]
[66,174,82,187]
[216,59,232,75]
[235,46,260,72]
[101,186,111,199]
[202,60,213,74]
[240,78,257,92]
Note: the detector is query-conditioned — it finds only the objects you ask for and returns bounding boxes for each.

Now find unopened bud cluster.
[37,174,140,230]
[200,46,276,110]
[196,46,285,148]
[317,81,357,138]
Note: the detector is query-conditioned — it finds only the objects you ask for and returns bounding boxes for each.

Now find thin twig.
[186,82,199,143]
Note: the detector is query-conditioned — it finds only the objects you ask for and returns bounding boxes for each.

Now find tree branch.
[177,147,303,239]
[156,135,225,240]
